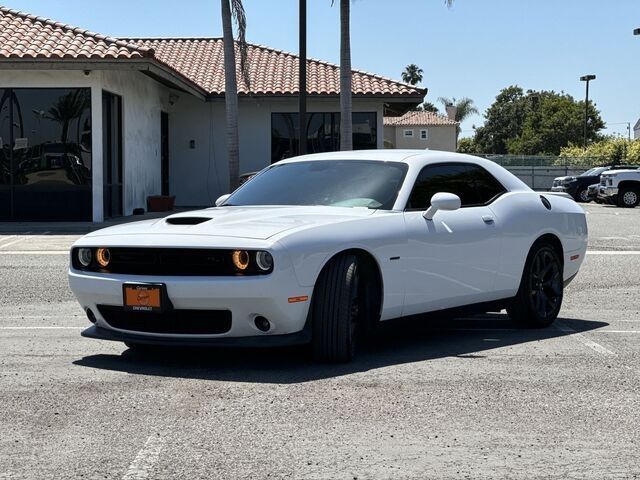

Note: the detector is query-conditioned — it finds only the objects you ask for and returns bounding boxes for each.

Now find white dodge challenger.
[69,150,587,362]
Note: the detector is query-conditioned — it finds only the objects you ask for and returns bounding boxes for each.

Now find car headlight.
[255,251,273,271]
[77,248,92,267]
[95,248,111,268]
[232,250,250,271]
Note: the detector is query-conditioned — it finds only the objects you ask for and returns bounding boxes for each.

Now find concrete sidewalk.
[0,208,195,234]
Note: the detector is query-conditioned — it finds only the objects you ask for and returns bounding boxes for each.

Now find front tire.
[507,242,563,328]
[311,254,361,363]
[617,187,640,208]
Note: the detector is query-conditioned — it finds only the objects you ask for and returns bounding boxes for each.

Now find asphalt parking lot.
[0,203,639,479]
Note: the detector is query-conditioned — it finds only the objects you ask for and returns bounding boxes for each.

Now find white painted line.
[597,330,640,334]
[0,326,82,330]
[0,250,68,255]
[586,251,640,255]
[122,435,165,480]
[555,324,616,356]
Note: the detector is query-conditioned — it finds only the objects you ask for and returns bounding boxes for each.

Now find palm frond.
[230,0,250,88]
[445,0,455,8]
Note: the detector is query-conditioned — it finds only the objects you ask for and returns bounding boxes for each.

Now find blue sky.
[6,0,640,138]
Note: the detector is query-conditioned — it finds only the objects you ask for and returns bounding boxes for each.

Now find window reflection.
[271,112,377,163]
[0,88,92,221]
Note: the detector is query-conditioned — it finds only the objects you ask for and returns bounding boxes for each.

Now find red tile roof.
[0,7,425,100]
[384,110,458,126]
[128,38,423,98]
[0,6,152,59]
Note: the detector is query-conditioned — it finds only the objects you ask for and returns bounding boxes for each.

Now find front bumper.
[69,267,314,342]
[550,186,569,193]
[81,323,311,347]
[597,186,618,202]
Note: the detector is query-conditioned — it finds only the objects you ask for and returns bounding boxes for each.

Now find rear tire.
[617,187,640,208]
[507,241,563,328]
[575,187,589,203]
[311,254,361,363]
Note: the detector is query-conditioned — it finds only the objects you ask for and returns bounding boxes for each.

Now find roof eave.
[0,58,207,100]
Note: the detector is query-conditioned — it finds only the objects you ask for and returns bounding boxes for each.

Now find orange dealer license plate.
[122,283,167,312]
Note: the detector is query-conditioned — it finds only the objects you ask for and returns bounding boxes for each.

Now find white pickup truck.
[598,168,640,207]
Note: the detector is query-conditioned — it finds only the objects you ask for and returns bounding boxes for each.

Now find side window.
[406,163,506,210]
[465,164,507,204]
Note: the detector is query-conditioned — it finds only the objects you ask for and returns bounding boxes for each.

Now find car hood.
[85,206,377,240]
[554,176,576,182]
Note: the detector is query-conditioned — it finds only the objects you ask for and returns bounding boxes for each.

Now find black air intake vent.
[165,217,210,225]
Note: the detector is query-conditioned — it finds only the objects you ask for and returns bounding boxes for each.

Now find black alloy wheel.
[576,187,589,203]
[508,243,563,328]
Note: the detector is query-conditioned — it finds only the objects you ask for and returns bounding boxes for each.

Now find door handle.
[482,215,495,224]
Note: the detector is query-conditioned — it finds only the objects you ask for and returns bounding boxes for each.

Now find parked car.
[551,165,640,202]
[598,167,640,207]
[69,150,587,363]
[586,183,600,203]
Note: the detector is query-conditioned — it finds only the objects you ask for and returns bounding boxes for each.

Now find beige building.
[384,111,458,152]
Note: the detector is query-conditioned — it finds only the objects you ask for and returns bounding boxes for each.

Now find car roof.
[275,149,530,192]
[278,149,491,165]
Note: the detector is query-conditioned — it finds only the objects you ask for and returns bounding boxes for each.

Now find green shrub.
[558,138,640,166]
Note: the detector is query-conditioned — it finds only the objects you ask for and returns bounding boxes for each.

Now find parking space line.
[0,250,68,255]
[597,330,640,334]
[0,326,82,330]
[586,251,640,255]
[122,435,165,480]
[555,323,616,356]
[0,235,17,245]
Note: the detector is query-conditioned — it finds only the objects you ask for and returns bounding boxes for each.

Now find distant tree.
[473,86,605,155]
[417,101,439,113]
[457,137,478,154]
[402,64,424,85]
[437,96,478,135]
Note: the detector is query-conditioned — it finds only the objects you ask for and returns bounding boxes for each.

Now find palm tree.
[437,96,478,135]
[45,90,90,143]
[401,64,423,86]
[220,0,249,191]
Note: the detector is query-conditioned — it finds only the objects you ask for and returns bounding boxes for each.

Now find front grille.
[98,305,232,334]
[600,178,606,186]
[72,248,271,276]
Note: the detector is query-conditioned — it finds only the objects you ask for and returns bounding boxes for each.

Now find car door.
[401,162,505,315]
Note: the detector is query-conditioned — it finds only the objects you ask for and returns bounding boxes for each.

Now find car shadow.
[72,314,607,384]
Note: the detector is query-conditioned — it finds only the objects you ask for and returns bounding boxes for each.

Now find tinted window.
[226,160,407,210]
[406,163,505,210]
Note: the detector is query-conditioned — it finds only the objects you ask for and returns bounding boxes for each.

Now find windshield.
[580,167,605,177]
[225,160,408,210]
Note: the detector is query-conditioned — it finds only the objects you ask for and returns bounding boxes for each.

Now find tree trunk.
[221,0,241,192]
[339,0,352,151]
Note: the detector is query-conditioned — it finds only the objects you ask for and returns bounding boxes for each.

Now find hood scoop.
[165,217,211,225]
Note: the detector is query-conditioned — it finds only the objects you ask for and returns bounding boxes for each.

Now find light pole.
[634,28,640,35]
[579,75,596,148]
[298,0,307,155]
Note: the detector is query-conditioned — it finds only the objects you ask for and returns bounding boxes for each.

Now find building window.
[420,129,428,140]
[271,112,377,163]
[0,88,92,221]
[403,129,414,138]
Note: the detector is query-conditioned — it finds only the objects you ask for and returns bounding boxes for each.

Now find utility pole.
[579,75,596,148]
[298,0,307,155]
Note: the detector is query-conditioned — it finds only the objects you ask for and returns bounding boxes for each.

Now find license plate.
[123,283,165,312]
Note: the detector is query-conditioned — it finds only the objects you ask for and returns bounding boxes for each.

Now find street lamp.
[634,28,640,35]
[579,75,596,148]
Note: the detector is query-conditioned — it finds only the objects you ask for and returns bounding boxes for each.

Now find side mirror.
[423,192,461,220]
[215,193,231,207]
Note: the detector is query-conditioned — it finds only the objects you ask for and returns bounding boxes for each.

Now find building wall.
[101,70,170,216]
[384,124,457,152]
[167,96,385,207]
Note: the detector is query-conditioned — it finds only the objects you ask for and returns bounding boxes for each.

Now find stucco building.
[383,110,458,152]
[0,7,425,222]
